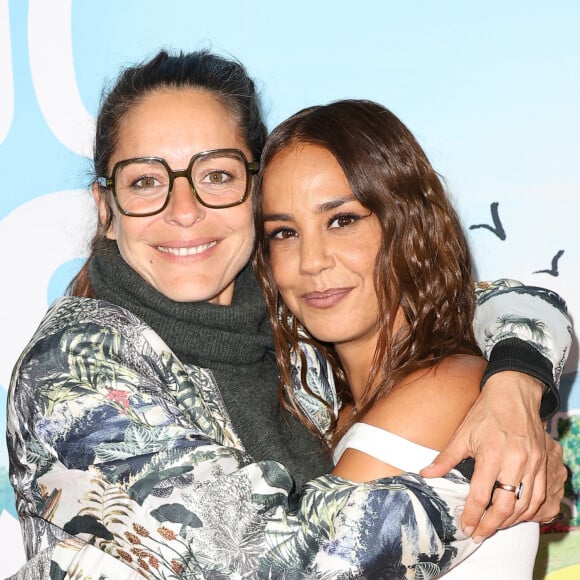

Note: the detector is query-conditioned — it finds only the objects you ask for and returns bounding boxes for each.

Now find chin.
[303,326,342,344]
[305,322,360,345]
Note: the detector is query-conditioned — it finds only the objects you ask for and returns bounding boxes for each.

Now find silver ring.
[494,481,523,500]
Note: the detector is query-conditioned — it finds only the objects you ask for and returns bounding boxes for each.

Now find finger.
[460,453,502,536]
[470,433,542,535]
[499,444,546,527]
[420,441,470,479]
[472,481,520,542]
[502,469,544,528]
[528,442,567,524]
[533,472,564,525]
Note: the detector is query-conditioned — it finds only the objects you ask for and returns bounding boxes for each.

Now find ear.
[92,182,117,240]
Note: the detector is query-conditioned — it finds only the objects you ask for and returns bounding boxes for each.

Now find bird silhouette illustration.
[469,202,506,240]
[534,250,565,276]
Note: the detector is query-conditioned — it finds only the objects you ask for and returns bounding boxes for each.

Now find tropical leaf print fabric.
[473,279,571,384]
[6,282,571,579]
[6,298,469,578]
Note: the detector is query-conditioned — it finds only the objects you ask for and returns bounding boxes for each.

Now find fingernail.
[473,536,483,544]
[463,526,474,536]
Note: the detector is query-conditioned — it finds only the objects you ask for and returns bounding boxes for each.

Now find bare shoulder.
[363,355,486,452]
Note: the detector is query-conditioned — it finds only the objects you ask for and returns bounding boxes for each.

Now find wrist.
[483,370,543,408]
[481,338,559,419]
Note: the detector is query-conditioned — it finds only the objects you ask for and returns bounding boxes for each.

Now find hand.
[420,371,546,541]
[527,432,567,524]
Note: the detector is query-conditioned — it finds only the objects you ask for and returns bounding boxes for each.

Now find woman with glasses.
[7,50,569,578]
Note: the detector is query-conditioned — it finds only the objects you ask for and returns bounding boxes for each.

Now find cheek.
[230,201,253,231]
[355,229,381,281]
[106,207,140,243]
[268,246,292,288]
[269,252,301,314]
[269,254,285,288]
[111,215,151,255]
[233,209,255,258]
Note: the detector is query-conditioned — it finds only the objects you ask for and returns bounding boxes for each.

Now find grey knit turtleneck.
[89,240,332,491]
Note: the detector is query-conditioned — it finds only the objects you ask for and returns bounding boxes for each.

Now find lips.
[156,240,217,256]
[301,288,352,309]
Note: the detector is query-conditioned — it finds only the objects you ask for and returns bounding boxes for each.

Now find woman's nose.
[164,175,205,226]
[299,235,334,276]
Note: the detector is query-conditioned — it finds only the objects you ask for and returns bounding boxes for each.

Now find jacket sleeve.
[7,300,476,579]
[473,279,572,417]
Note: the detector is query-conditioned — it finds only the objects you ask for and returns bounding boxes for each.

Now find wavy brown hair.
[253,99,480,445]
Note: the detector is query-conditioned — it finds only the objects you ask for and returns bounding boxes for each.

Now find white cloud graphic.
[0,190,95,390]
[28,0,95,157]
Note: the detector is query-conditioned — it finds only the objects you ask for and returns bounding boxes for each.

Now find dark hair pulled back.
[70,49,266,297]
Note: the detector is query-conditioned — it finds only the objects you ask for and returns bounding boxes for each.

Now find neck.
[335,307,407,406]
[335,336,378,405]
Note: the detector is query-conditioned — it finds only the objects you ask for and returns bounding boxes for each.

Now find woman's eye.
[329,214,359,229]
[204,171,231,184]
[133,176,160,189]
[268,227,297,240]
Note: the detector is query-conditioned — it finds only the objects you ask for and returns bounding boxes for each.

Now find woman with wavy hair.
[254,99,542,576]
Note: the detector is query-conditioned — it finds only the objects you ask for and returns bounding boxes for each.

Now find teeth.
[157,241,217,256]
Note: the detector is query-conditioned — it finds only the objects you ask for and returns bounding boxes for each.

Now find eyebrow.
[262,194,357,221]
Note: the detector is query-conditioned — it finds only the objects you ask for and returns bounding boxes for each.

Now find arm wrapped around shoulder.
[264,471,476,578]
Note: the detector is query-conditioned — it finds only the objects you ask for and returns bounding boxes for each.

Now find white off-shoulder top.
[334,422,538,579]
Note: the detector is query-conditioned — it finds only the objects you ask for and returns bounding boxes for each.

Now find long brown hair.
[68,49,267,297]
[253,99,480,445]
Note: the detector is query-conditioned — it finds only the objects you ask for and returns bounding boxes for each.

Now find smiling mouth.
[156,241,217,256]
[302,288,352,308]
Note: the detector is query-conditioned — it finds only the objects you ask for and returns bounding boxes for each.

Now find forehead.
[122,87,235,125]
[268,142,337,168]
[262,143,352,206]
[112,88,247,163]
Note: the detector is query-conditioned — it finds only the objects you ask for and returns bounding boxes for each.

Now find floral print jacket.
[7,281,571,579]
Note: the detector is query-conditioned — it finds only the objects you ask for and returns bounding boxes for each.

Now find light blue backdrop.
[1,0,578,576]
